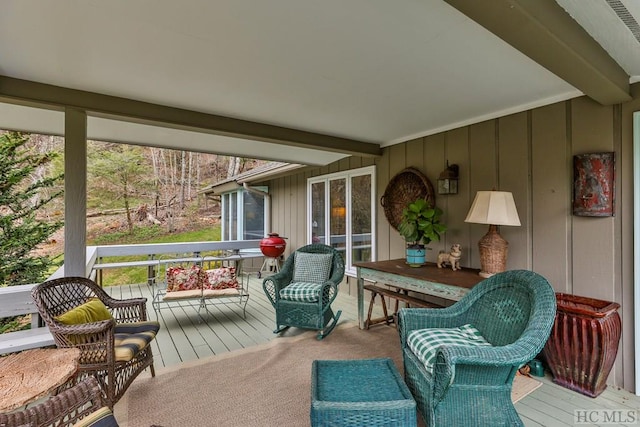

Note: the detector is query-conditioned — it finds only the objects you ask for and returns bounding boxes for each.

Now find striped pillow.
[407,324,491,374]
[72,406,119,427]
[114,321,160,362]
[292,252,332,284]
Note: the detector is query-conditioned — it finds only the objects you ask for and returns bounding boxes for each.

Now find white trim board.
[633,110,640,396]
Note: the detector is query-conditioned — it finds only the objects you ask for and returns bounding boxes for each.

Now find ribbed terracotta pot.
[542,293,621,398]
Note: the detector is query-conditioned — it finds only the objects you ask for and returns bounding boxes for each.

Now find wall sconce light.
[438,163,459,195]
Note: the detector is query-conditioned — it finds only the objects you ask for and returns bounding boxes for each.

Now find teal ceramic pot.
[406,246,426,267]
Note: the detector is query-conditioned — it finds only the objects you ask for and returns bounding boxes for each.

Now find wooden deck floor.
[107,276,640,427]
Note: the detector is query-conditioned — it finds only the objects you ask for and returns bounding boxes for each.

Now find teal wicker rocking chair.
[397,270,556,427]
[263,244,345,340]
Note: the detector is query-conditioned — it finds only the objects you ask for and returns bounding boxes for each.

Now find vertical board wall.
[264,93,640,392]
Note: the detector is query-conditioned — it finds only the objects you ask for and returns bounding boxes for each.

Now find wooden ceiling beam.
[0,75,382,157]
[445,0,631,105]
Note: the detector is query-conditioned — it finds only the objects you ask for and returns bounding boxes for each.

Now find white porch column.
[64,108,87,277]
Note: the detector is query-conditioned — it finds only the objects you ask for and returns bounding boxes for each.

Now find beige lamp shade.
[465,191,521,278]
[464,191,521,226]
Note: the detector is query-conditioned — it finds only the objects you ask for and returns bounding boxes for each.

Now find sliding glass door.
[308,166,375,275]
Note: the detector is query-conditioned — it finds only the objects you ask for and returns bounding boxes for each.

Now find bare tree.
[227,157,241,177]
[88,143,148,234]
[179,150,186,209]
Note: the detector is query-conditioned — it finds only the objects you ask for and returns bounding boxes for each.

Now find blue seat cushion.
[407,324,491,374]
[114,321,160,362]
[279,282,323,303]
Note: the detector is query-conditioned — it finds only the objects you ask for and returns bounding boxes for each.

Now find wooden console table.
[355,259,483,329]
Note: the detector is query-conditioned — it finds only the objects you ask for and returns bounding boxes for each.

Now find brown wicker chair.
[32,277,158,409]
[0,376,115,427]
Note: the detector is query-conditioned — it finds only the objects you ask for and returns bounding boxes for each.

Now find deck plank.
[105,276,640,427]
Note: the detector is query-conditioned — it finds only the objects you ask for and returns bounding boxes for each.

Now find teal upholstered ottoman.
[311,358,417,427]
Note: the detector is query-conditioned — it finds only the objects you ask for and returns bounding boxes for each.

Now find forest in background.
[4,131,266,259]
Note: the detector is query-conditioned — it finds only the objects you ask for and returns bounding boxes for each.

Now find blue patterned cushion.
[279,282,323,302]
[73,406,119,427]
[292,252,332,283]
[114,321,160,362]
[407,324,491,374]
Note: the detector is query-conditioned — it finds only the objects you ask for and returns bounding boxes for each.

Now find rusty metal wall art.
[572,152,615,217]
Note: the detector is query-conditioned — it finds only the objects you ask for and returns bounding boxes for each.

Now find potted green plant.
[397,198,447,266]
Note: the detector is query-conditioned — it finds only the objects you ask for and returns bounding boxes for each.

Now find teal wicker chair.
[397,270,556,427]
[263,244,345,339]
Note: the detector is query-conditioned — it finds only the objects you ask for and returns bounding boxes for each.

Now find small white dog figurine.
[437,244,462,271]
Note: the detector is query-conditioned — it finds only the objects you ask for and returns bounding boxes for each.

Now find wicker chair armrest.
[439,344,534,368]
[319,281,339,305]
[50,318,115,336]
[270,270,294,289]
[322,280,338,288]
[430,343,533,403]
[262,270,294,303]
[106,297,149,322]
[0,376,105,427]
[328,257,345,284]
[397,307,465,347]
[429,345,523,403]
[48,320,114,364]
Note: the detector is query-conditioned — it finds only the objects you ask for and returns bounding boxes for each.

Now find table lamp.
[464,191,521,278]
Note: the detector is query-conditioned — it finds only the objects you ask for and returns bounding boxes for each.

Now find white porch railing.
[0,239,263,354]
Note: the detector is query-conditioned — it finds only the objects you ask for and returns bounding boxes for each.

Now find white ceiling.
[0,0,639,165]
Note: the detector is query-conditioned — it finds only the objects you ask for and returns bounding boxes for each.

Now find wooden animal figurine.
[437,244,462,271]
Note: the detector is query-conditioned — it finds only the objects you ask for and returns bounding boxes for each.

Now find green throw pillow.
[55,298,113,325]
[293,252,333,284]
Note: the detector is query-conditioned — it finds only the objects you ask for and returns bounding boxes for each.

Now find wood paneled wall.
[264,91,640,392]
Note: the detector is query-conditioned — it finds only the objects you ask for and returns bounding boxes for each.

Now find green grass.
[0,316,29,333]
[92,224,222,286]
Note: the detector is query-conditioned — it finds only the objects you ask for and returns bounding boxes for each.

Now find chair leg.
[317,309,342,340]
[274,325,289,334]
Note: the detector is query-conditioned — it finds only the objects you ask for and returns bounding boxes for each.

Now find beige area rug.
[118,323,540,427]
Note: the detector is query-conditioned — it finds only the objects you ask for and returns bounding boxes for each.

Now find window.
[308,166,375,275]
[221,188,268,241]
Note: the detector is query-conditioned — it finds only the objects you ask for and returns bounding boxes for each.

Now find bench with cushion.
[153,261,249,317]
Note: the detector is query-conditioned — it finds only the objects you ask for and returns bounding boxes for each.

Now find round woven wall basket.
[380,167,435,231]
